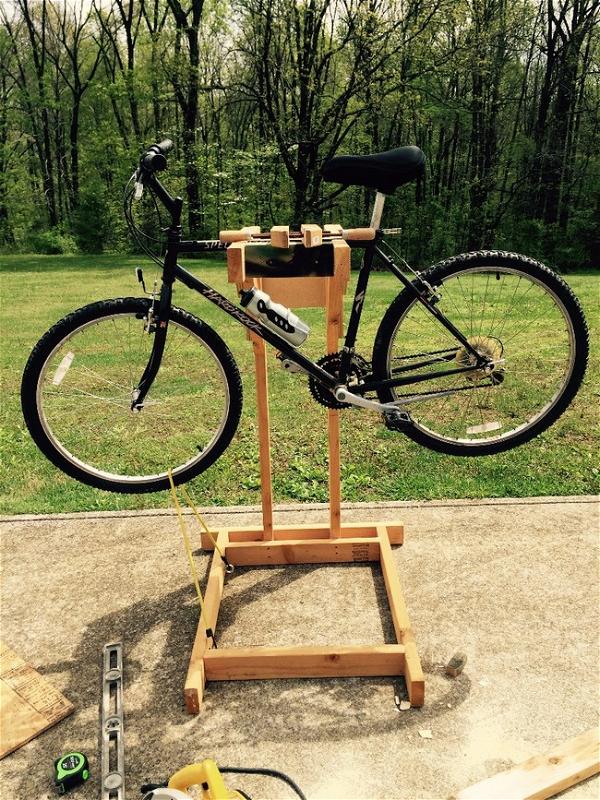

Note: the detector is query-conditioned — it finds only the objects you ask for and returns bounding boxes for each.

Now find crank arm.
[334,387,410,414]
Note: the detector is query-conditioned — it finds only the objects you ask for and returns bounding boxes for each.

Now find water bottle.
[239,288,310,347]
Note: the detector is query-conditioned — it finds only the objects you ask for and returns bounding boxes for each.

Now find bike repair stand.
[184,223,424,713]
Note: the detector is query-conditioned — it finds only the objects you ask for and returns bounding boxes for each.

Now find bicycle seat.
[322,146,425,195]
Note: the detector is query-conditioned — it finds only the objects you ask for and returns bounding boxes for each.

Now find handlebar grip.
[156,138,173,154]
[140,139,173,172]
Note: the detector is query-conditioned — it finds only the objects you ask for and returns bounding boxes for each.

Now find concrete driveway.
[1,496,598,799]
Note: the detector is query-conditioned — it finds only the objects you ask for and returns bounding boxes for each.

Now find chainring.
[309,352,370,409]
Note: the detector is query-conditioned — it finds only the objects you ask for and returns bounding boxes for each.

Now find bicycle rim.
[35,310,231,486]
[385,266,577,446]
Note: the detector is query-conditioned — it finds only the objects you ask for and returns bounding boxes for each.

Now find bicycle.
[21,140,589,493]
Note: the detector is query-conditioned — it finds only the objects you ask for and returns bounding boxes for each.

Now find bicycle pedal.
[383,409,412,431]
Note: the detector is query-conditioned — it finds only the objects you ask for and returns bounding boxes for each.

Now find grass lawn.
[1,253,598,515]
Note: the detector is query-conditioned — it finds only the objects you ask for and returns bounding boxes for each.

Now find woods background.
[1,0,598,269]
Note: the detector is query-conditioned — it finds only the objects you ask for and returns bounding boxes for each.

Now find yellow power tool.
[141,758,306,800]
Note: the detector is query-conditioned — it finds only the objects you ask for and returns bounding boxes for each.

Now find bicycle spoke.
[386,265,574,446]
[38,310,231,481]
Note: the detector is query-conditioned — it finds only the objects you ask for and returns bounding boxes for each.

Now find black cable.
[219,767,307,800]
[123,172,167,268]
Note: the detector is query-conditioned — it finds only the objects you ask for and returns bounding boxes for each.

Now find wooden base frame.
[183,224,424,713]
[184,522,424,714]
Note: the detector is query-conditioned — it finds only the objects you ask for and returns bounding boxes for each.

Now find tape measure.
[54,752,90,794]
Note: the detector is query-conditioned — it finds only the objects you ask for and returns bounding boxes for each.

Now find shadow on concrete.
[14,571,472,798]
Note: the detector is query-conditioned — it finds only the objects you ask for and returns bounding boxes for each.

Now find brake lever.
[134,170,145,200]
[134,182,144,200]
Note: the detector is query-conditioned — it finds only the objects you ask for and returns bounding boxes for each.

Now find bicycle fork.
[131,231,180,411]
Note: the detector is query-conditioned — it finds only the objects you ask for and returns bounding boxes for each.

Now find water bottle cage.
[257,299,296,335]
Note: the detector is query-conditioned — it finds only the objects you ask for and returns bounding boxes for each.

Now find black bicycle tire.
[21,297,243,492]
[371,250,589,456]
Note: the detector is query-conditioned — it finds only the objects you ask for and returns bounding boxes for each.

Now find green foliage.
[26,228,78,255]
[71,183,111,253]
[0,1,598,270]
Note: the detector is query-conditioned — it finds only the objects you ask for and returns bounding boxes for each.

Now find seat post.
[370,192,386,229]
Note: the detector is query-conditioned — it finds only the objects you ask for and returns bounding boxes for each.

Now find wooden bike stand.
[184,225,424,713]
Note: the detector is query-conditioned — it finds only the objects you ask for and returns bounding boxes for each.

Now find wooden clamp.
[270,225,290,248]
[301,224,323,248]
[344,227,376,241]
[219,226,261,244]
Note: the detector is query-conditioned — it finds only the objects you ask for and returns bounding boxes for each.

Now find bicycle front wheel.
[22,297,243,492]
[372,251,588,456]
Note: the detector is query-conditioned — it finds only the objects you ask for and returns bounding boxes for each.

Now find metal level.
[102,642,125,799]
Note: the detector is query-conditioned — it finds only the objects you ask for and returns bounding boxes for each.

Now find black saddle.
[322,146,425,195]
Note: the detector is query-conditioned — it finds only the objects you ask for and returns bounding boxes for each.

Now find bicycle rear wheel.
[372,251,588,456]
[22,297,243,492]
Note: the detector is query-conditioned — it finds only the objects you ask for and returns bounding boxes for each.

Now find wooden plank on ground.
[224,537,380,566]
[0,641,74,758]
[451,728,600,800]
[204,644,405,680]
[200,523,404,549]
[378,527,424,705]
[184,531,228,714]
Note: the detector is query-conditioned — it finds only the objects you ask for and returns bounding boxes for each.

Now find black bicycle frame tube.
[337,241,377,378]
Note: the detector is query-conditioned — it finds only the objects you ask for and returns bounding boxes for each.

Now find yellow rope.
[179,484,229,565]
[167,470,214,643]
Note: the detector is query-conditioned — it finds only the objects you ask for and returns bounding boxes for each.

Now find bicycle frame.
[132,172,488,410]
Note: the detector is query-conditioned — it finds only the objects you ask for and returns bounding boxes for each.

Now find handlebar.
[131,139,181,225]
[140,139,173,173]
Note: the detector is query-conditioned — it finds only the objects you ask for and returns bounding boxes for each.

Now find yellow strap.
[167,470,214,642]
[179,484,229,566]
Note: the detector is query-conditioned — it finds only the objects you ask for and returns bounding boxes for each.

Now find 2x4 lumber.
[242,225,260,235]
[326,276,342,538]
[329,239,350,328]
[270,225,290,248]
[251,333,274,540]
[200,523,404,550]
[203,644,405,680]
[184,531,229,714]
[324,223,343,234]
[301,224,323,248]
[260,276,326,309]
[224,537,380,566]
[378,526,424,706]
[451,728,600,800]
[226,240,245,284]
[325,240,348,539]
[345,227,376,241]
[220,229,251,244]
[328,409,342,538]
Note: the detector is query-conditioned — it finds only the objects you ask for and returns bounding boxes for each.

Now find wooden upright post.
[251,333,274,540]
